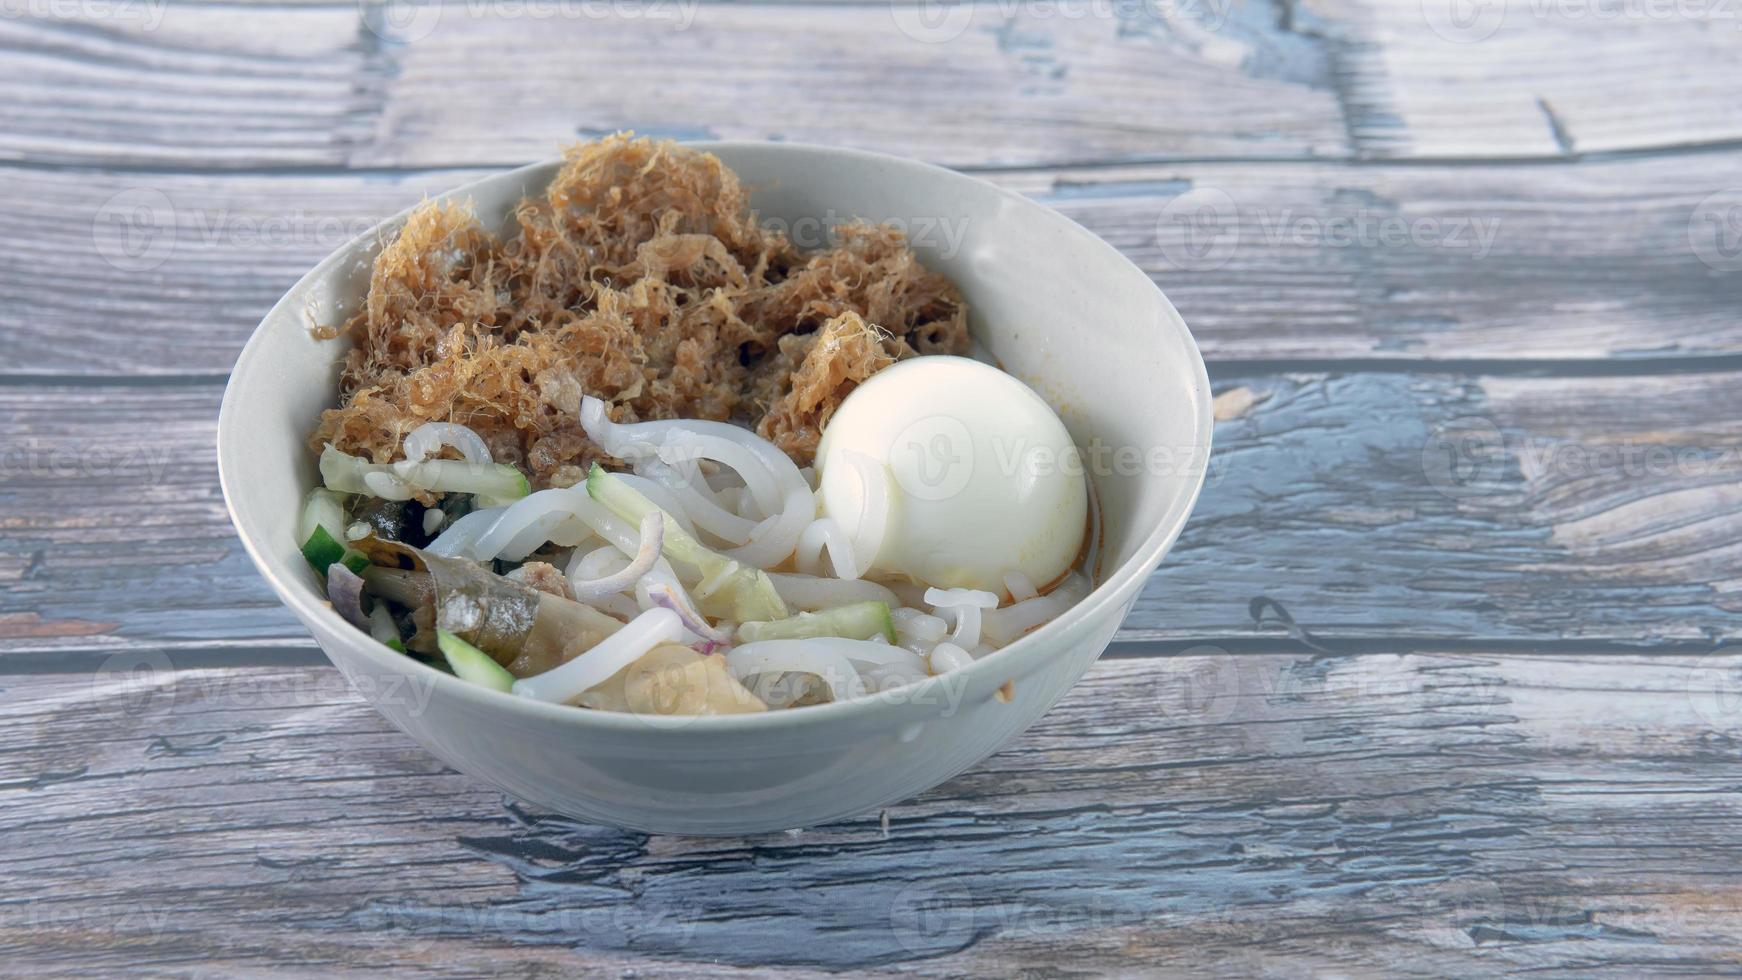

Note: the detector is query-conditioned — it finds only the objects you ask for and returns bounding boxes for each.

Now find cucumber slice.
[320,444,529,505]
[737,601,896,644]
[298,488,368,574]
[586,463,787,623]
[436,629,515,692]
[368,604,405,653]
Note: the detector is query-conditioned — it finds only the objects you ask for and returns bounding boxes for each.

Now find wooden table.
[4,0,1742,973]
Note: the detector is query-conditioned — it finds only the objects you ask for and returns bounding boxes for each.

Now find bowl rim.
[217,139,1213,734]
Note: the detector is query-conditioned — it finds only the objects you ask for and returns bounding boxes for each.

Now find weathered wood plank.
[4,650,1741,974]
[5,370,1740,655]
[0,2,1344,170]
[1304,0,1742,158]
[11,150,1742,376]
[8,0,1741,171]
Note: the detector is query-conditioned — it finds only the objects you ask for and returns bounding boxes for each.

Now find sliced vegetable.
[437,629,515,692]
[587,463,786,623]
[320,444,530,507]
[298,488,368,574]
[368,604,406,653]
[326,562,372,630]
[737,600,896,645]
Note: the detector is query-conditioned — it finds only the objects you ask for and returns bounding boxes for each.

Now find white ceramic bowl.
[218,143,1212,835]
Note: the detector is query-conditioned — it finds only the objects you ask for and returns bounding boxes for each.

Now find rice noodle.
[841,451,889,576]
[892,607,948,646]
[725,640,868,703]
[767,572,899,611]
[659,431,783,515]
[925,587,999,649]
[426,506,507,557]
[639,457,757,545]
[581,394,814,569]
[928,641,975,674]
[402,421,492,464]
[569,512,662,601]
[794,517,859,579]
[613,473,698,537]
[512,607,683,704]
[471,491,588,562]
[363,470,413,501]
[981,593,1073,647]
[1003,570,1039,603]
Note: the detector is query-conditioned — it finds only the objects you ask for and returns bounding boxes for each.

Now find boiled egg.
[816,356,1088,595]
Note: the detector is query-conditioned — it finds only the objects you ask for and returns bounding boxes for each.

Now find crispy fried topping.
[312,134,968,479]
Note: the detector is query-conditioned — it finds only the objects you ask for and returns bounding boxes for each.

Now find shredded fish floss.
[312,133,970,484]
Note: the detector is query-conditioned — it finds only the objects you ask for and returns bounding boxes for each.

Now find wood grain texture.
[11,150,1742,376]
[5,650,1742,974]
[10,0,1742,172]
[1304,0,1742,158]
[0,2,1344,171]
[7,370,1740,655]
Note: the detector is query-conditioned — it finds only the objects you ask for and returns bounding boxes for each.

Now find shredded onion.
[511,607,682,703]
[402,421,492,465]
[794,517,859,579]
[569,513,662,601]
[645,580,733,644]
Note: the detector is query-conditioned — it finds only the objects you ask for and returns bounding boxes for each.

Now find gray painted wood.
[12,151,1742,377]
[4,0,1741,972]
[5,370,1740,656]
[5,650,1741,974]
[8,0,1742,171]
